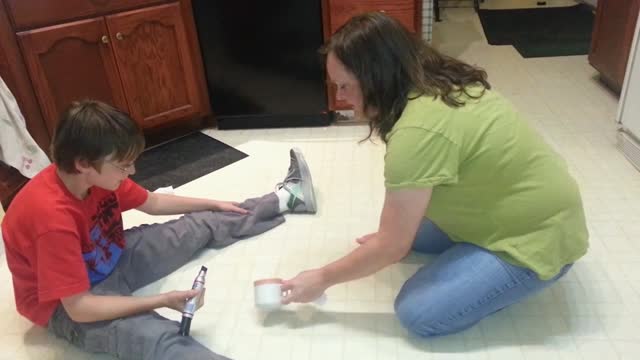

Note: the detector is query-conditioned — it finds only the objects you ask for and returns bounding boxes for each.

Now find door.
[17,18,127,135]
[106,3,204,128]
[619,16,640,137]
[589,0,640,91]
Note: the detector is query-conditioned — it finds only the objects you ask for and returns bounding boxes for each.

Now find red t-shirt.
[1,164,148,326]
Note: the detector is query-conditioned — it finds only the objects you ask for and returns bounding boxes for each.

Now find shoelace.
[274,163,301,191]
[274,176,302,193]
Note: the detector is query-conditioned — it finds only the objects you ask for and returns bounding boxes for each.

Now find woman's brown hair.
[321,12,491,142]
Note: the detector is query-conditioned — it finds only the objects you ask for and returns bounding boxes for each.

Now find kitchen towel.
[0,75,50,178]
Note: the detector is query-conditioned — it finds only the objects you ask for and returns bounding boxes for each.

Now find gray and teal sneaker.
[275,148,317,214]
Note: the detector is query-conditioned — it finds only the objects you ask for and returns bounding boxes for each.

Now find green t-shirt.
[384,89,588,280]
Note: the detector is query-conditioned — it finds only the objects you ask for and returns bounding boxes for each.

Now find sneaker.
[275,148,317,214]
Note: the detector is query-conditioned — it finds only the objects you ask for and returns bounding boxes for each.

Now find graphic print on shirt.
[83,193,125,284]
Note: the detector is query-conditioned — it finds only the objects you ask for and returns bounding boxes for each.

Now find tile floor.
[2,7,640,360]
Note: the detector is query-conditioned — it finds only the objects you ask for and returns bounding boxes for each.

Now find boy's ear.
[74,158,94,174]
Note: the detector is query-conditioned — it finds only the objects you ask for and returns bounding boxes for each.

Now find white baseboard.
[619,131,640,172]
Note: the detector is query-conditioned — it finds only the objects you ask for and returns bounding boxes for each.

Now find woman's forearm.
[321,235,408,287]
[320,189,432,287]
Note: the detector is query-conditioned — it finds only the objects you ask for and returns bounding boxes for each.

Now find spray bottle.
[179,266,207,336]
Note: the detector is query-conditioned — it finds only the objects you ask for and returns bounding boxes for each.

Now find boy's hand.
[162,288,205,312]
[212,200,249,214]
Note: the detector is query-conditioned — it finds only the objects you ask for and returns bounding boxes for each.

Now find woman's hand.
[281,269,329,304]
[162,288,205,312]
[212,200,249,214]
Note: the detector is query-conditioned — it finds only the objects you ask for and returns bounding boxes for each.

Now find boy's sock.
[275,184,304,213]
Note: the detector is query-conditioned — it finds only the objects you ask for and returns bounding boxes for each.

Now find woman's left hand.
[281,269,328,304]
[212,200,249,214]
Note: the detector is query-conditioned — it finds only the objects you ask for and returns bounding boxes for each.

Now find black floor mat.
[478,5,594,58]
[131,132,247,191]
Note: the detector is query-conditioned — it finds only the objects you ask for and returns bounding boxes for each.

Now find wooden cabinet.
[589,0,640,92]
[18,18,128,135]
[16,1,207,131]
[0,2,50,152]
[321,0,422,112]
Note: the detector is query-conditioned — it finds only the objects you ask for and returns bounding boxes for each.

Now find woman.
[282,12,588,337]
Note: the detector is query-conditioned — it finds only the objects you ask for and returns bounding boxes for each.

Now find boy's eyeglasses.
[108,162,136,174]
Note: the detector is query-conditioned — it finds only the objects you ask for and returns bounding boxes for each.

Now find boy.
[1,100,317,359]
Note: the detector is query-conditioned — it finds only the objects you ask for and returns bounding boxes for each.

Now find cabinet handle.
[379,9,386,13]
[101,35,109,44]
[116,32,124,41]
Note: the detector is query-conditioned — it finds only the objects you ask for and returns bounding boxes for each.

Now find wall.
[423,0,434,42]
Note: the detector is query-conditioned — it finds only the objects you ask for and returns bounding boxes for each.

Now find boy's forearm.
[142,193,217,215]
[64,293,166,323]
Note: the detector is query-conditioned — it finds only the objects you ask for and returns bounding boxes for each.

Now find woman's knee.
[394,291,476,337]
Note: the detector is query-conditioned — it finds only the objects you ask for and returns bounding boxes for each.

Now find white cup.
[253,278,284,310]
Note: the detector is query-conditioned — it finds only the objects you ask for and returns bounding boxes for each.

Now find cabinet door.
[589,0,640,91]
[0,1,51,152]
[17,18,128,135]
[106,3,204,128]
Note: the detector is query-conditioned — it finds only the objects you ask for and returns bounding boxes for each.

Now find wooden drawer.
[326,0,417,35]
[4,0,169,30]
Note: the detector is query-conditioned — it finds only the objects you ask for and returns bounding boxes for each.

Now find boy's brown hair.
[51,100,145,173]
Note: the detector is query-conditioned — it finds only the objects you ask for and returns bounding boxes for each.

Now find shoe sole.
[291,147,316,214]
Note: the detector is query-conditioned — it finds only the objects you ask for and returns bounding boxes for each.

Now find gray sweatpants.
[47,193,284,360]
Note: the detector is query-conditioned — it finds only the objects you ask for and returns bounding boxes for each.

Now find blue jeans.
[394,219,571,337]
